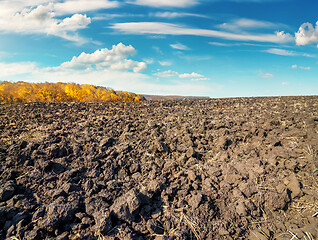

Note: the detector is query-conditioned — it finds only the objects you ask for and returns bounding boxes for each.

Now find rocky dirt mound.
[0,96,317,240]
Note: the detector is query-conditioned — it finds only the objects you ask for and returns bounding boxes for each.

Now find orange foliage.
[0,81,144,103]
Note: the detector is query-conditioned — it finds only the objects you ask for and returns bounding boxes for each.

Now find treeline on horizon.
[0,81,144,103]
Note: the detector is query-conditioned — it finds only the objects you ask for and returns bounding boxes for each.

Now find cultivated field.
[0,96,317,239]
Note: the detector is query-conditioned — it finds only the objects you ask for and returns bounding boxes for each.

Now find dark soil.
[0,96,317,240]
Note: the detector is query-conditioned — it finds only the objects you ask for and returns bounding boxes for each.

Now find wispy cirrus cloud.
[153,70,179,77]
[151,11,208,19]
[153,70,208,81]
[291,65,311,70]
[264,48,295,56]
[217,18,279,32]
[264,48,315,57]
[158,61,172,66]
[170,43,190,50]
[127,0,199,8]
[259,72,274,78]
[111,22,293,43]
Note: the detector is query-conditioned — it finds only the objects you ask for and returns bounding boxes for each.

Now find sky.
[0,0,317,97]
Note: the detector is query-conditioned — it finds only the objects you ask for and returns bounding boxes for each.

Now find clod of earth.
[0,97,317,239]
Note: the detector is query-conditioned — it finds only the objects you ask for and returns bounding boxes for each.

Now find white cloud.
[154,70,206,79]
[152,12,207,19]
[281,82,288,85]
[143,58,154,64]
[153,70,179,77]
[170,43,190,50]
[0,3,91,43]
[127,0,198,8]
[295,21,318,46]
[153,46,163,55]
[264,48,295,56]
[291,65,311,70]
[179,72,203,78]
[109,60,147,72]
[264,48,315,58]
[53,0,119,15]
[0,62,37,77]
[276,31,293,42]
[209,42,235,47]
[218,18,278,31]
[49,43,147,73]
[111,22,293,43]
[259,72,274,78]
[159,61,172,66]
[191,77,210,81]
[299,66,311,70]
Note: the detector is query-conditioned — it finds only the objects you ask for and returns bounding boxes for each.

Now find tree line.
[0,81,144,103]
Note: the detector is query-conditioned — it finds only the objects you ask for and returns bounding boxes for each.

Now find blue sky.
[0,0,317,97]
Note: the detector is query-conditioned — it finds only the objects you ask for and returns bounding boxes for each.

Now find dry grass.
[162,203,202,240]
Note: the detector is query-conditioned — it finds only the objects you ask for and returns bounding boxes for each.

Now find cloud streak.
[259,72,274,78]
[111,22,293,43]
[127,0,199,8]
[218,18,279,32]
[153,70,208,80]
[170,43,190,50]
[264,48,315,57]
[151,12,207,19]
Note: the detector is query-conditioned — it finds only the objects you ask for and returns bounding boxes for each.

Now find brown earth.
[0,96,317,240]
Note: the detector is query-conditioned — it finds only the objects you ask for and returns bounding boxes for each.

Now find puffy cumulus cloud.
[0,0,118,15]
[292,64,298,69]
[127,0,198,8]
[53,43,147,73]
[170,43,190,50]
[179,72,203,78]
[0,3,91,43]
[295,21,318,46]
[110,60,147,72]
[275,31,294,42]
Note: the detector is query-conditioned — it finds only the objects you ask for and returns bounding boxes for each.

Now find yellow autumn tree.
[0,81,144,103]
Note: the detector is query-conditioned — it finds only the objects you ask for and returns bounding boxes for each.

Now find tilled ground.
[0,96,318,240]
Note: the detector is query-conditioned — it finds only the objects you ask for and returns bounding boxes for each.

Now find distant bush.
[0,81,144,103]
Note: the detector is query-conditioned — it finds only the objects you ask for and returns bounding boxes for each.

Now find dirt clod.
[0,97,317,239]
